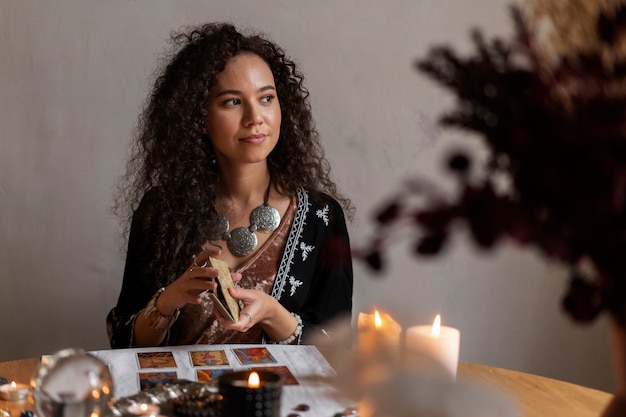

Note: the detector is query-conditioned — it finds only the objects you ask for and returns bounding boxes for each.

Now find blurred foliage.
[356,3,626,326]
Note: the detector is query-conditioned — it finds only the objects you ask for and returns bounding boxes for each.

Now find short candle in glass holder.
[218,370,281,417]
[0,381,28,401]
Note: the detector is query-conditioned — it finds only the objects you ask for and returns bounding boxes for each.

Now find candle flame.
[139,404,149,413]
[374,310,382,329]
[10,382,16,390]
[432,314,441,336]
[248,371,260,389]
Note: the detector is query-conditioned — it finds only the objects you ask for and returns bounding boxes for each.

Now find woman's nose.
[243,104,263,126]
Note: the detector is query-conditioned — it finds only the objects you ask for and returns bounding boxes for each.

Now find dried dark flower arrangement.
[357,3,626,326]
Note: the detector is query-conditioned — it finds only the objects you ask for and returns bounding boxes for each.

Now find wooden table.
[459,362,612,417]
[0,357,612,417]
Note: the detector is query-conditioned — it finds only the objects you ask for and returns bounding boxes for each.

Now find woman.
[107,22,353,348]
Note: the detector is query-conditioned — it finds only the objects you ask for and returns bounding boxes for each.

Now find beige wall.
[0,0,614,391]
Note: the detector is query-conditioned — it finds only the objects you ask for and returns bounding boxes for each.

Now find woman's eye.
[260,94,275,103]
[224,98,241,106]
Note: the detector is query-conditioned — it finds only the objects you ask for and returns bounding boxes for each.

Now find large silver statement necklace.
[211,181,281,256]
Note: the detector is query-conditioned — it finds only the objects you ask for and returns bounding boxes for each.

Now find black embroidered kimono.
[106,188,353,348]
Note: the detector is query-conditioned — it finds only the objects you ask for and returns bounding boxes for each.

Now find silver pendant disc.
[251,205,281,233]
[210,215,230,241]
[227,227,258,256]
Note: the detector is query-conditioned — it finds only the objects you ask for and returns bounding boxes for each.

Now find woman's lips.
[240,134,267,144]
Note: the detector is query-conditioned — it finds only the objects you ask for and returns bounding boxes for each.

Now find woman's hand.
[157,249,242,316]
[214,286,298,342]
[133,249,242,347]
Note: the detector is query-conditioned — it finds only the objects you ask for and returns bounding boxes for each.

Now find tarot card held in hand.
[208,257,240,322]
[136,351,177,369]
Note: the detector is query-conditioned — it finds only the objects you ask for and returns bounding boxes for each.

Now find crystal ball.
[31,348,114,417]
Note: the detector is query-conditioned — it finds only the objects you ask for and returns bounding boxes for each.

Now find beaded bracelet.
[275,313,303,345]
[143,287,180,332]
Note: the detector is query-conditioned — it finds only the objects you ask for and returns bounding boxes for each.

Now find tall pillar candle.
[405,314,460,379]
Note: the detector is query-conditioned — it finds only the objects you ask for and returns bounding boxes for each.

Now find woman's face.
[205,53,281,168]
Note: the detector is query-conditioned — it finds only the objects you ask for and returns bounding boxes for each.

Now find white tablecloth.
[88,344,352,416]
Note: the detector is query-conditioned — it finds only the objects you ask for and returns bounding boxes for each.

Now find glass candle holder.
[218,370,281,417]
[0,381,28,401]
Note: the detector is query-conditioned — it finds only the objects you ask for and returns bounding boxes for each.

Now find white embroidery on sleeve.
[300,242,314,261]
[316,205,329,226]
[289,276,303,296]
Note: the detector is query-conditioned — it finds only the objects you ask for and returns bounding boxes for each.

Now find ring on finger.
[194,258,208,268]
[244,313,252,322]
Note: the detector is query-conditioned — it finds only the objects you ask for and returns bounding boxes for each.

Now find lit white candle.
[405,314,460,379]
[127,403,160,416]
[230,371,262,388]
[357,309,402,357]
[247,371,260,388]
[0,381,28,401]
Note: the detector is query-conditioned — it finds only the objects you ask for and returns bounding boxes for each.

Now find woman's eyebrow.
[214,85,276,97]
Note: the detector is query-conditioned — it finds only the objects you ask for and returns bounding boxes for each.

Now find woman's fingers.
[188,266,219,280]
[193,248,222,268]
[210,287,259,332]
[213,305,256,331]
[228,286,252,301]
[160,257,225,312]
[239,311,254,326]
[167,266,217,305]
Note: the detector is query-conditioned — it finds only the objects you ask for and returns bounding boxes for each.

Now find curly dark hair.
[114,22,352,287]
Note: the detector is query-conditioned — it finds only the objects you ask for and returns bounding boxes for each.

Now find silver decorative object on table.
[107,380,219,417]
[31,348,114,417]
